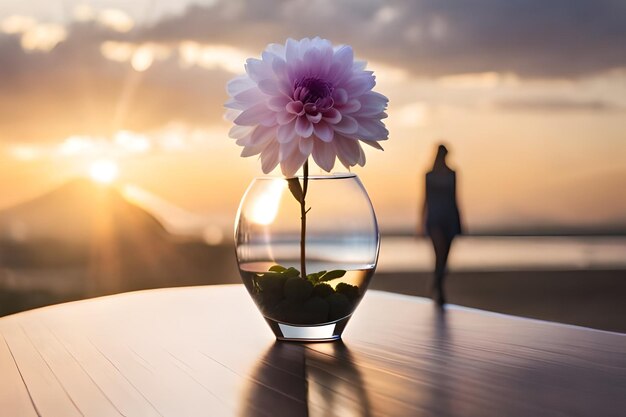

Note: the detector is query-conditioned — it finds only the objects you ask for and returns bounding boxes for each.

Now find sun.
[89,159,119,184]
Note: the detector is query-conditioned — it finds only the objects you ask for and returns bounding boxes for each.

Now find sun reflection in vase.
[247,181,284,225]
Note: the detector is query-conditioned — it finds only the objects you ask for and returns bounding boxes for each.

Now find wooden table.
[1,285,624,417]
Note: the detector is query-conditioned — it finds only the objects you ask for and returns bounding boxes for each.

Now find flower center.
[293,77,333,104]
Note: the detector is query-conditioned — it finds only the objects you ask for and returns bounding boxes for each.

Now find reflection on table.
[1,285,624,417]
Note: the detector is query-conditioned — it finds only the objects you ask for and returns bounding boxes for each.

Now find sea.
[377,236,626,272]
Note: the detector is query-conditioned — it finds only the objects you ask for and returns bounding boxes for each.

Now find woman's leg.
[430,229,452,305]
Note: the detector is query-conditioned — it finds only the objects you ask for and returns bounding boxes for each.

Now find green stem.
[300,160,309,278]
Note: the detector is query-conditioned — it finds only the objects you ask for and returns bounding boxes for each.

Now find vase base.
[265,316,351,342]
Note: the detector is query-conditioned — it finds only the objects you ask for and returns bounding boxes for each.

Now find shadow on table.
[424,306,455,416]
[240,340,372,417]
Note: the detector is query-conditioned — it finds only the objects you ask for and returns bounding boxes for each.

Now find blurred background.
[0,0,625,331]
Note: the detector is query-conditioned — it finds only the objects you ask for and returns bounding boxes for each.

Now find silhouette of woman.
[421,144,462,306]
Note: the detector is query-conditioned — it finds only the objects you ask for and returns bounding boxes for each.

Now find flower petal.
[266,43,286,58]
[251,125,275,146]
[317,44,334,77]
[240,147,255,157]
[306,112,323,124]
[257,79,281,95]
[295,116,314,138]
[223,108,240,122]
[234,103,273,126]
[229,125,254,139]
[332,88,348,106]
[245,58,273,83]
[352,60,367,72]
[331,46,354,83]
[233,87,265,105]
[322,108,342,124]
[224,99,245,111]
[312,139,336,172]
[340,99,362,114]
[277,120,297,143]
[313,121,334,142]
[279,134,299,159]
[280,149,308,177]
[333,115,358,135]
[277,111,296,125]
[360,139,385,150]
[335,136,360,166]
[241,144,263,157]
[227,75,255,97]
[279,138,307,177]
[285,38,299,63]
[299,137,314,155]
[344,73,376,97]
[357,144,366,166]
[268,96,291,111]
[286,101,304,115]
[356,118,389,140]
[303,48,321,75]
[260,141,280,173]
[272,56,287,78]
[357,91,388,116]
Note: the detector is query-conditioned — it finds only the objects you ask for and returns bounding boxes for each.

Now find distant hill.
[0,179,167,244]
[0,179,239,315]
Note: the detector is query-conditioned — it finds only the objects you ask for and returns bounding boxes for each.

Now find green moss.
[312,282,335,298]
[299,296,330,324]
[326,293,352,321]
[335,282,360,302]
[284,276,314,302]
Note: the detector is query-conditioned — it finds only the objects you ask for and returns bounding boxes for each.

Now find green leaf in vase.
[318,270,347,282]
[269,265,287,272]
[306,270,326,284]
[283,267,301,278]
[264,264,301,279]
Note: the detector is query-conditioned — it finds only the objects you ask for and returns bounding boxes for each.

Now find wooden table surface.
[0,285,624,417]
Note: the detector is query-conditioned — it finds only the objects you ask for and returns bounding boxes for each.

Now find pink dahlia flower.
[225,37,389,176]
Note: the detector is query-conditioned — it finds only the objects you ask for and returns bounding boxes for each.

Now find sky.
[0,0,625,234]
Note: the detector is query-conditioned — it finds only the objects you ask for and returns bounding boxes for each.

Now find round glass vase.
[235,173,379,342]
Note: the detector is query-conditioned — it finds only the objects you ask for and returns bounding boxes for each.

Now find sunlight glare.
[132,46,154,72]
[397,102,428,127]
[114,130,151,153]
[100,41,134,62]
[73,4,95,22]
[179,41,248,74]
[97,9,134,32]
[1,15,70,52]
[89,159,119,184]
[248,182,284,225]
[1,15,37,34]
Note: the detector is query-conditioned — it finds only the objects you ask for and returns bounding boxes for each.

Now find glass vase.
[234,173,379,341]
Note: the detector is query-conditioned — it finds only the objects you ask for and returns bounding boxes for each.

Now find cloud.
[493,97,623,112]
[1,0,624,145]
[6,124,227,162]
[0,18,233,143]
[137,0,626,79]
[1,15,66,51]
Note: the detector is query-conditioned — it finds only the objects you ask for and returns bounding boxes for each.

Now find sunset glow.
[89,159,119,184]
[0,1,623,234]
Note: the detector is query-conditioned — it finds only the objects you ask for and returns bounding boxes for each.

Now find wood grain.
[0,285,624,417]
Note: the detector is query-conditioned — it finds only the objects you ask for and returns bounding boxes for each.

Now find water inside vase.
[239,261,375,326]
